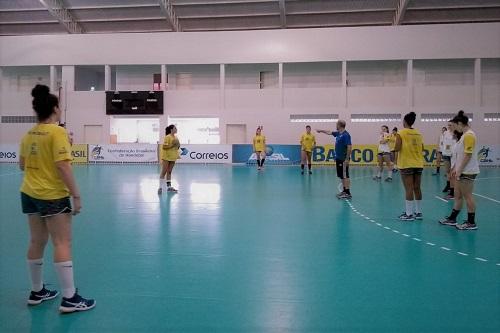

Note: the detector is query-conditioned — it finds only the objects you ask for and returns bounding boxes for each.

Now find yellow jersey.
[20,124,72,200]
[300,133,316,152]
[388,133,397,151]
[397,128,424,169]
[161,134,180,161]
[253,135,266,152]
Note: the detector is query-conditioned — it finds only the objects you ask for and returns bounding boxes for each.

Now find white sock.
[405,200,414,216]
[415,200,422,214]
[388,170,393,178]
[54,261,76,298]
[377,170,381,177]
[28,258,44,292]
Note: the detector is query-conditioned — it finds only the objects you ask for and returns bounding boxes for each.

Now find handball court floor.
[0,163,499,332]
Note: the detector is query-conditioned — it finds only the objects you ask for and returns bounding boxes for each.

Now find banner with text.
[88,144,158,163]
[177,145,232,164]
[312,144,440,166]
[0,144,19,163]
[71,144,88,163]
[232,144,301,165]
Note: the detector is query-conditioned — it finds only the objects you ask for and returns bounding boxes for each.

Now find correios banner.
[0,144,19,162]
[177,144,232,164]
[88,144,158,163]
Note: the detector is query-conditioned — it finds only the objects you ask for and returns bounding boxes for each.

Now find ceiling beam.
[39,0,84,33]
[393,0,410,25]
[159,0,181,32]
[278,0,286,28]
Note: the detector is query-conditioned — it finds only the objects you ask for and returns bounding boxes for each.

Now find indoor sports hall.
[1,1,499,332]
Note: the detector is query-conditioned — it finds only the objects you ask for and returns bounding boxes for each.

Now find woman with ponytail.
[19,84,95,313]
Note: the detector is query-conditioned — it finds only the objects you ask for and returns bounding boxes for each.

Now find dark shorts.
[21,192,72,218]
[400,168,423,176]
[459,174,477,181]
[378,152,391,157]
[442,155,451,162]
[336,160,350,179]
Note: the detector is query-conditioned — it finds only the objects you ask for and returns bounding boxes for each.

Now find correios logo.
[91,145,104,160]
[181,147,229,160]
[0,151,17,159]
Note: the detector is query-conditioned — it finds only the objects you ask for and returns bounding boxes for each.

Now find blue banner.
[232,144,301,165]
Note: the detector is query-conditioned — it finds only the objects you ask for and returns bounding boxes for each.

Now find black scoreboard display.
[106,91,163,115]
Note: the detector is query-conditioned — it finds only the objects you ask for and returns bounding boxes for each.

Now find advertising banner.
[0,144,19,163]
[88,144,158,163]
[177,145,232,164]
[71,144,88,163]
[232,144,301,165]
[312,144,440,166]
[477,144,500,166]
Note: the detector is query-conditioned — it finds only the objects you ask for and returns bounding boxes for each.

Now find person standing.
[395,112,424,221]
[441,121,457,199]
[373,125,393,182]
[158,125,180,194]
[300,125,316,175]
[439,111,480,230]
[20,85,95,313]
[317,120,352,199]
[433,126,447,175]
[253,126,266,171]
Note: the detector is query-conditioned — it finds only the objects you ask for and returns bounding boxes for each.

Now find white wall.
[1,23,499,146]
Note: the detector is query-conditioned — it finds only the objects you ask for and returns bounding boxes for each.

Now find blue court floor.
[0,163,499,332]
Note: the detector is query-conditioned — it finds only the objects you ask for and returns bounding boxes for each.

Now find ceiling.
[1,0,499,35]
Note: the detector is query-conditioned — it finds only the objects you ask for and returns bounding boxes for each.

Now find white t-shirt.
[455,129,480,175]
[441,131,455,157]
[378,133,391,153]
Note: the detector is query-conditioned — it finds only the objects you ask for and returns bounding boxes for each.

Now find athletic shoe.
[432,171,440,176]
[59,290,96,313]
[157,188,162,195]
[442,186,450,193]
[385,177,393,182]
[335,191,345,198]
[392,168,398,173]
[372,175,381,181]
[167,187,178,193]
[414,213,423,220]
[398,213,415,221]
[308,171,312,175]
[27,285,59,305]
[257,167,261,171]
[338,192,352,200]
[456,222,478,230]
[444,194,454,200]
[439,217,457,226]
[301,171,304,175]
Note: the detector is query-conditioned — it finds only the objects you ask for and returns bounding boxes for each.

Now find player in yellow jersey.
[253,126,266,170]
[19,85,94,313]
[389,127,398,173]
[395,112,424,221]
[300,125,316,175]
[158,124,180,194]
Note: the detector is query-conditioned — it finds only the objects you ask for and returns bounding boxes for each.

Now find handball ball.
[265,146,273,157]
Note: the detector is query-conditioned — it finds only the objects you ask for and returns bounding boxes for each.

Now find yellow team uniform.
[300,133,316,152]
[161,134,180,161]
[397,128,424,169]
[253,135,266,152]
[20,124,72,200]
[388,133,397,151]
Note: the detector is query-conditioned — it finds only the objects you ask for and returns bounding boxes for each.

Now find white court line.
[496,263,500,266]
[434,195,448,203]
[441,247,451,251]
[426,242,436,246]
[369,219,376,223]
[457,252,469,256]
[412,238,422,242]
[384,226,391,230]
[376,223,382,226]
[402,233,410,237]
[475,177,500,180]
[473,193,500,204]
[392,230,400,234]
[365,217,371,220]
[475,257,487,262]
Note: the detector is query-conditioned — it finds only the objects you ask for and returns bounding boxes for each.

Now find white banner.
[177,144,232,164]
[477,144,500,167]
[0,144,19,162]
[88,144,158,163]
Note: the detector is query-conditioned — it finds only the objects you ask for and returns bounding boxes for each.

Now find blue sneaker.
[28,285,59,305]
[59,290,96,313]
